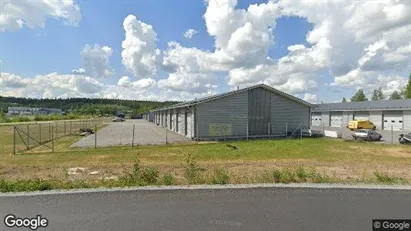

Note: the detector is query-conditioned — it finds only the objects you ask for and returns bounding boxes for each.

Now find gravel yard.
[71,120,191,148]
[311,126,408,144]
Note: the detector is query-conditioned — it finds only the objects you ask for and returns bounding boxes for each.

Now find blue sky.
[1,0,410,102]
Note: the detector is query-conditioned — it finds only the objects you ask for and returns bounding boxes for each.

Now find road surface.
[1,186,411,231]
[71,120,190,148]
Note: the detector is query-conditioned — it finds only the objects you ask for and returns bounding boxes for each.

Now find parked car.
[287,128,323,138]
[347,120,376,131]
[352,129,382,141]
[399,133,411,144]
[112,117,125,122]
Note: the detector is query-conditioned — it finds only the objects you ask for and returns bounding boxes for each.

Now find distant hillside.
[0,96,178,115]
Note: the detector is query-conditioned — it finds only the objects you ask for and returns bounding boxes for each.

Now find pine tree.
[342,97,347,103]
[390,91,402,100]
[403,74,411,99]
[350,89,368,102]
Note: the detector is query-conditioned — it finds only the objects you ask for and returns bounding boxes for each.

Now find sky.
[0,0,410,103]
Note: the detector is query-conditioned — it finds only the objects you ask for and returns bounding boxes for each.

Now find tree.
[403,74,411,99]
[350,89,368,102]
[342,97,347,103]
[390,91,402,100]
[371,88,384,101]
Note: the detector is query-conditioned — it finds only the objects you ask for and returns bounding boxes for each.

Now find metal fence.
[13,118,109,154]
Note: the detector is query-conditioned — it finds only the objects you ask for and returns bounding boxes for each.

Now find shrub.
[211,167,230,185]
[131,158,141,179]
[184,153,201,184]
[162,174,174,186]
[141,168,159,184]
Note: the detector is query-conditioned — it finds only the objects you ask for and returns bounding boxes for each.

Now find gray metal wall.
[248,88,271,135]
[271,93,310,135]
[404,110,411,131]
[196,90,249,138]
[369,111,383,130]
[321,112,330,126]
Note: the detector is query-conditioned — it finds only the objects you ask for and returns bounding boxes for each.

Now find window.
[391,120,395,123]
[399,121,403,123]
[384,120,388,122]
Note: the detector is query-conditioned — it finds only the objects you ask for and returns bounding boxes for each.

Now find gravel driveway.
[71,120,191,148]
[311,126,409,144]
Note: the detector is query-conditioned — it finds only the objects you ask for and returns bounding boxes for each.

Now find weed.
[211,167,230,185]
[141,168,159,184]
[184,153,201,184]
[374,171,407,184]
[162,174,174,185]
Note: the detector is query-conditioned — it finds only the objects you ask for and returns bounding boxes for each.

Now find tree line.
[0,97,178,116]
[342,74,411,102]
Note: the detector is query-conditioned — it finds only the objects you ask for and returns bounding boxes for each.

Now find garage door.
[311,113,322,126]
[354,112,369,121]
[330,112,343,127]
[383,111,403,131]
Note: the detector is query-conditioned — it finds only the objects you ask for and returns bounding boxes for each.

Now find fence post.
[285,122,288,139]
[391,124,393,144]
[49,123,51,141]
[51,125,55,152]
[165,128,168,145]
[246,121,249,141]
[196,124,200,144]
[39,124,42,144]
[13,126,16,154]
[132,124,135,148]
[26,124,30,150]
[300,123,303,139]
[268,122,271,139]
[95,125,97,149]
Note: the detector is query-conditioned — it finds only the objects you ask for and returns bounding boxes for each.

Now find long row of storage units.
[311,99,411,131]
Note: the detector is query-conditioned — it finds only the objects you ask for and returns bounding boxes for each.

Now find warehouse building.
[146,84,315,140]
[311,100,411,131]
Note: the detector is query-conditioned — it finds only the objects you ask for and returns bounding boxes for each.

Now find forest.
[0,96,178,116]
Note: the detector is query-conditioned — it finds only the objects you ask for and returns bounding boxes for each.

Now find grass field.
[1,124,411,191]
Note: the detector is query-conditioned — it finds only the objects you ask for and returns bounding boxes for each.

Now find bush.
[0,179,53,192]
[141,168,159,184]
[184,153,201,184]
[162,174,174,185]
[211,167,230,185]
[271,167,330,184]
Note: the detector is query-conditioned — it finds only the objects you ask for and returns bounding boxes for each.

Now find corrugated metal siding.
[248,88,271,135]
[271,93,310,135]
[321,112,330,126]
[196,90,248,138]
[369,111,383,130]
[404,110,411,131]
[342,112,349,127]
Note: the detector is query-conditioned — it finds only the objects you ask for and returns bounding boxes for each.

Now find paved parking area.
[311,126,409,144]
[71,120,191,148]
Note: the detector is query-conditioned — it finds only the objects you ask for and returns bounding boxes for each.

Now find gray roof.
[152,84,315,112]
[312,99,411,112]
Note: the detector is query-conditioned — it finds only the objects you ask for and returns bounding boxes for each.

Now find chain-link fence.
[13,118,109,154]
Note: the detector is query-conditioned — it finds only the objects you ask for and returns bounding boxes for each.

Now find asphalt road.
[1,186,411,231]
[71,119,190,148]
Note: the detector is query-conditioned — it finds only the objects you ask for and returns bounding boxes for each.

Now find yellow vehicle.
[347,120,376,131]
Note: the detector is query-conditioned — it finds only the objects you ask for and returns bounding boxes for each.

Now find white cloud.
[303,93,317,103]
[117,76,156,89]
[184,29,197,39]
[157,70,217,94]
[79,44,115,78]
[0,0,82,32]
[121,15,160,79]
